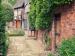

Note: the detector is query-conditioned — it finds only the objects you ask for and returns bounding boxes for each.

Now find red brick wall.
[37,2,75,51]
[50,2,75,51]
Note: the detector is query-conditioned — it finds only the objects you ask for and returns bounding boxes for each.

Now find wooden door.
[16,20,21,28]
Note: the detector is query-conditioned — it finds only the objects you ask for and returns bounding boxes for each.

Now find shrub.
[0,0,15,55]
[48,53,53,56]
[43,32,51,50]
[0,32,9,56]
[58,37,75,56]
[8,29,25,36]
[42,31,51,50]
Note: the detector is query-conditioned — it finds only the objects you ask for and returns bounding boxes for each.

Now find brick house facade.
[51,2,75,51]
[36,1,75,51]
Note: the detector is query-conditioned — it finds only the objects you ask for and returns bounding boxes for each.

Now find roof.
[13,0,30,9]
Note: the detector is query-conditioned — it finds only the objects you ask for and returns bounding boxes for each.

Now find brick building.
[51,2,75,51]
[37,1,75,51]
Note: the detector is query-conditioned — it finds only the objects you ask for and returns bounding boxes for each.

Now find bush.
[0,0,14,56]
[8,29,25,36]
[0,32,9,56]
[43,32,51,50]
[48,53,53,56]
[58,37,75,56]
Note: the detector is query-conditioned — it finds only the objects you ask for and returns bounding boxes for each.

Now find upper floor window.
[18,15,21,19]
[14,16,17,19]
[18,10,21,15]
[18,9,22,15]
[14,10,17,16]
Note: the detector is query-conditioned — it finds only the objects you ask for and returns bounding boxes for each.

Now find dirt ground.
[7,34,48,56]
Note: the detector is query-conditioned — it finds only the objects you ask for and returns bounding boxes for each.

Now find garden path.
[7,34,48,56]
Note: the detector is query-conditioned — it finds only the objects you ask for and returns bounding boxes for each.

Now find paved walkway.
[7,36,48,56]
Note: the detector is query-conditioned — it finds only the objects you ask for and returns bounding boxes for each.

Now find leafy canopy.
[1,0,14,22]
[8,0,16,5]
[29,0,73,30]
[0,0,14,55]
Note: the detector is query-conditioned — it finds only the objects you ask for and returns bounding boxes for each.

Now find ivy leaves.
[1,8,14,22]
[8,0,16,5]
[29,0,73,30]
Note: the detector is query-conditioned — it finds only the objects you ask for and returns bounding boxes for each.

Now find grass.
[7,29,25,36]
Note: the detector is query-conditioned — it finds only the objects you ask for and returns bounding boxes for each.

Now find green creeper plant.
[29,0,74,50]
[29,0,73,30]
[28,0,36,30]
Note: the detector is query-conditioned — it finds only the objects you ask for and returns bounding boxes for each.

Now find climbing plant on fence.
[0,0,14,56]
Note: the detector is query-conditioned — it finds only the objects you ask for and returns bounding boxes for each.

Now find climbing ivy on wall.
[29,0,73,30]
[29,0,36,30]
[35,0,53,30]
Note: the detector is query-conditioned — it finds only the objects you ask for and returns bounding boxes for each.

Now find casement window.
[18,15,21,19]
[14,16,17,19]
[18,9,22,15]
[14,10,17,16]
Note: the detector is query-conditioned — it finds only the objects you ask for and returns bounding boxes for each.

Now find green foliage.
[1,2,14,22]
[35,0,53,30]
[29,0,73,30]
[29,0,36,30]
[0,0,13,55]
[43,32,51,49]
[0,8,14,22]
[8,0,16,5]
[58,37,75,56]
[48,53,53,56]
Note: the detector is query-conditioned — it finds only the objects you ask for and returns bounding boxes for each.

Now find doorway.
[54,13,61,48]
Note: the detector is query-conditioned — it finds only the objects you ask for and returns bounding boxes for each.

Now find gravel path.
[7,36,47,56]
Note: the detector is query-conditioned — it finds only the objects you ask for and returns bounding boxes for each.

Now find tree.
[29,0,36,30]
[8,0,16,5]
[0,0,14,55]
